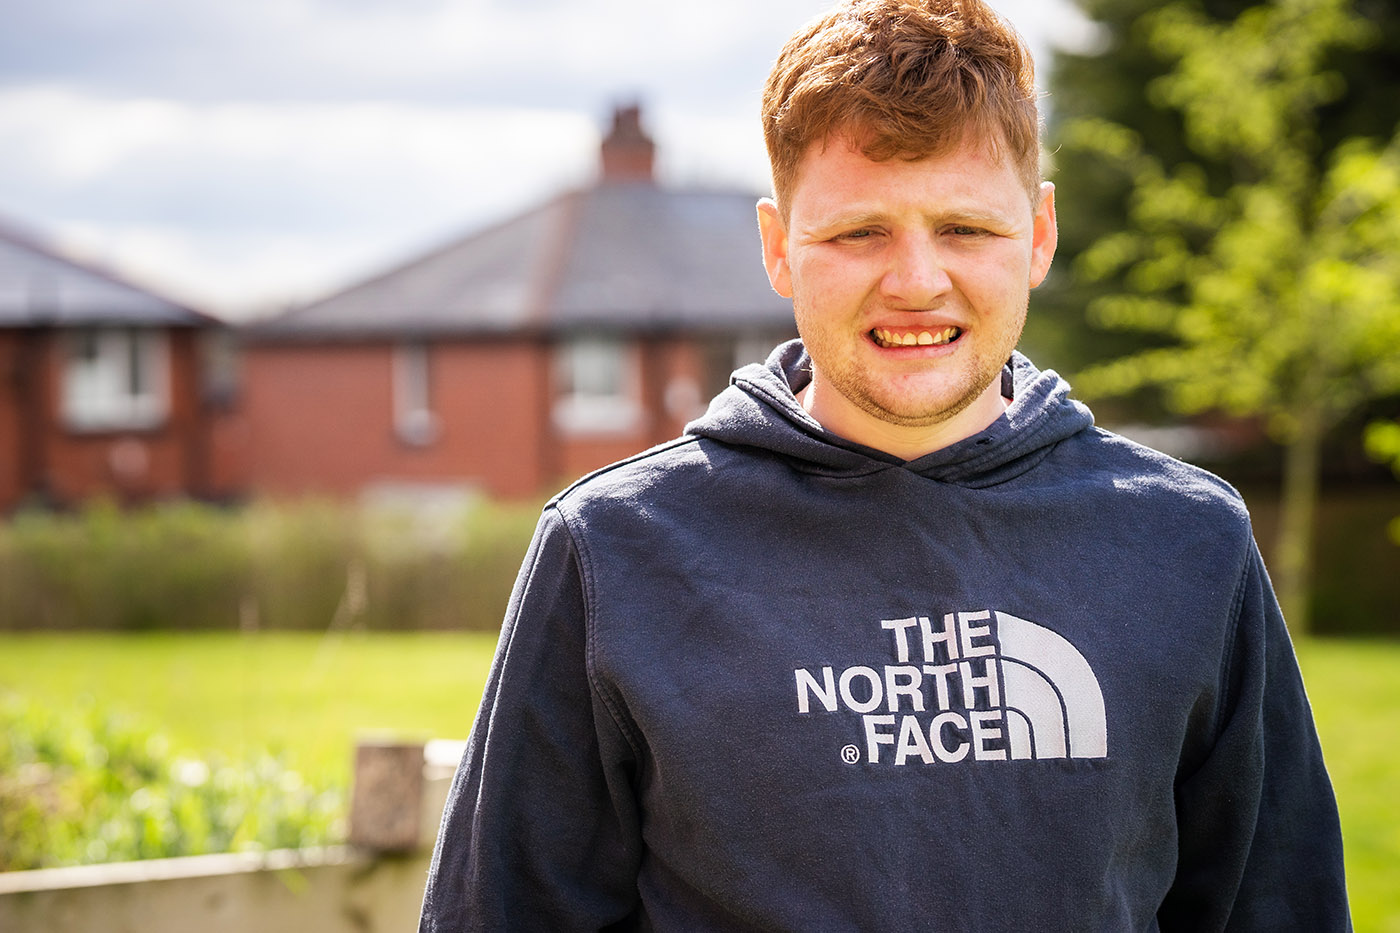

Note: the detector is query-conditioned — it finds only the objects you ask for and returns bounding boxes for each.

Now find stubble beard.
[825,357,995,428]
[800,313,1025,430]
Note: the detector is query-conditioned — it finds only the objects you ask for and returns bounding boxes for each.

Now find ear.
[1028,181,1058,289]
[756,198,793,298]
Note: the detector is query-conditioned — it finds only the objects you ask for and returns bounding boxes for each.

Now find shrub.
[0,693,342,871]
[0,497,542,632]
[0,500,250,631]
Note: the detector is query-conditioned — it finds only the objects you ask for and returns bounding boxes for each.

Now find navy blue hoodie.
[420,341,1349,931]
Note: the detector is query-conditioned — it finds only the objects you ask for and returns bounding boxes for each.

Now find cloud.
[0,89,602,313]
[0,0,836,105]
[0,0,1095,318]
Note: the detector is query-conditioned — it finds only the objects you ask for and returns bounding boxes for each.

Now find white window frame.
[393,341,440,446]
[62,327,170,432]
[553,335,641,435]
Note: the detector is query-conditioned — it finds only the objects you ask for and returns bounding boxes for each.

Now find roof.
[0,222,211,328]
[248,181,796,340]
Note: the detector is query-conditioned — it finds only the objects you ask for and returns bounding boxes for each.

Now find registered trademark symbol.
[841,745,861,764]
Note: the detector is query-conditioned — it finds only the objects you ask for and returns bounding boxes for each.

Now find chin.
[872,380,987,423]
[860,392,979,428]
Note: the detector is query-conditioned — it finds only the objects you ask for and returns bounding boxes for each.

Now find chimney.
[600,104,655,184]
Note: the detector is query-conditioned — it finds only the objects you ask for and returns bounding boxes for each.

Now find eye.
[834,228,879,242]
[946,225,987,237]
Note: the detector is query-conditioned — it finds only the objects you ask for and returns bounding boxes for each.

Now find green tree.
[1365,420,1400,544]
[1057,0,1400,632]
[1033,0,1400,377]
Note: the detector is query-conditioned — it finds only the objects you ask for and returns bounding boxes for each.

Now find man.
[420,0,1350,928]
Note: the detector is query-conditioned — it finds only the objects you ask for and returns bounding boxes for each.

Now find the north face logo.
[793,610,1108,766]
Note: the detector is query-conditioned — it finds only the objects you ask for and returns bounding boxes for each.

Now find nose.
[880,231,952,306]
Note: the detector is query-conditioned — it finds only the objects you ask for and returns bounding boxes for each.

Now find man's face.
[757,134,1057,454]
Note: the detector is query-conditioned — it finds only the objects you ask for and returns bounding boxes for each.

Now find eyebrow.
[797,211,887,234]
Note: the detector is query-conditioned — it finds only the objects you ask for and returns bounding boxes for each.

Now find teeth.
[873,327,960,348]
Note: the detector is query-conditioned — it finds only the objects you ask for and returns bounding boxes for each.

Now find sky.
[0,0,1099,320]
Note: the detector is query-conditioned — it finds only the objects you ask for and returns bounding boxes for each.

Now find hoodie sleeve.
[1158,544,1350,931]
[419,506,644,932]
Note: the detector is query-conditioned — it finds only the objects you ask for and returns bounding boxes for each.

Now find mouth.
[870,326,962,349]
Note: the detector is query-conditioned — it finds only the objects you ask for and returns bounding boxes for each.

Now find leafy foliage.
[1052,0,1400,629]
[0,498,541,632]
[1364,420,1400,543]
[0,693,341,872]
[1064,0,1400,431]
[1035,0,1400,380]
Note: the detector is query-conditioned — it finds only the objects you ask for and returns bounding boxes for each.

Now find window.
[394,342,440,446]
[62,327,169,431]
[553,336,640,435]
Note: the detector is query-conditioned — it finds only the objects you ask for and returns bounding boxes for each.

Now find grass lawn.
[0,631,1395,929]
[0,631,499,789]
[1296,638,1400,933]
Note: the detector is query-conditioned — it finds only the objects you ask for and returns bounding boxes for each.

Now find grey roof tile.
[250,195,577,338]
[0,223,209,328]
[551,184,792,329]
[250,182,794,340]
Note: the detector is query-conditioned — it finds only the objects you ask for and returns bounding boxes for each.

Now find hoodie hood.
[685,339,1094,488]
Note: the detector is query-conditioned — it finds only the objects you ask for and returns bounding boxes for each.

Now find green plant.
[1364,420,1400,544]
[0,497,542,633]
[1063,0,1400,631]
[0,500,251,630]
[0,693,341,871]
[0,631,498,792]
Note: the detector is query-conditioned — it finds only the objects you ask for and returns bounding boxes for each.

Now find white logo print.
[793,610,1108,765]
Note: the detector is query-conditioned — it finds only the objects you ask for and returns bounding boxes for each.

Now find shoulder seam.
[549,503,648,762]
[1212,542,1254,744]
[550,434,702,505]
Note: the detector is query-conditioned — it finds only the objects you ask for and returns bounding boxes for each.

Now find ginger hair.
[762,0,1041,214]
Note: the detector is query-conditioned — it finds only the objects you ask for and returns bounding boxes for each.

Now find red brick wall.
[204,406,252,502]
[234,333,772,503]
[4,329,775,510]
[0,327,218,510]
[238,339,550,499]
[0,332,23,511]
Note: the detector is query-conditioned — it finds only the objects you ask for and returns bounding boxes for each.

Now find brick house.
[238,106,796,500]
[0,223,241,512]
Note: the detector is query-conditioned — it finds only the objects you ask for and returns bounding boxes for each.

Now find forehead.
[788,133,1032,221]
